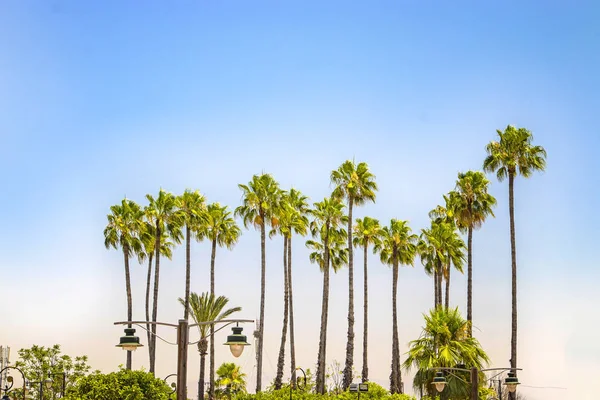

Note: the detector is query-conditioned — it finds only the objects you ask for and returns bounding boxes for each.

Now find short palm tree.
[331,160,377,389]
[216,362,247,398]
[104,198,144,370]
[235,173,281,392]
[352,216,382,382]
[145,189,183,373]
[199,202,241,399]
[374,219,418,394]
[403,307,490,399]
[307,197,348,394]
[179,293,241,400]
[484,125,546,380]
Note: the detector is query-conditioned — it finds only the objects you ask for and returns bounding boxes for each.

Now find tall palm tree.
[235,173,281,392]
[199,202,241,400]
[451,172,497,335]
[352,217,381,383]
[176,190,206,321]
[374,219,418,394]
[484,125,546,392]
[286,188,310,385]
[104,198,144,370]
[307,197,348,394]
[179,293,241,400]
[403,307,490,399]
[145,189,183,373]
[331,160,377,390]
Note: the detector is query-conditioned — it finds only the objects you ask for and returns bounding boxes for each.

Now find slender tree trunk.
[198,339,208,400]
[184,225,191,321]
[342,198,354,390]
[274,237,289,389]
[390,254,402,394]
[467,224,473,336]
[256,215,266,393]
[436,259,443,308]
[123,247,133,370]
[288,235,297,385]
[209,238,217,400]
[445,258,450,310]
[433,270,437,309]
[145,253,153,368]
[150,223,161,374]
[316,228,330,394]
[509,173,518,400]
[361,244,368,383]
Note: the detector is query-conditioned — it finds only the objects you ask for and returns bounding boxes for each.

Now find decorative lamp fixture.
[44,379,53,390]
[223,324,250,358]
[504,372,520,393]
[116,328,143,351]
[432,371,447,393]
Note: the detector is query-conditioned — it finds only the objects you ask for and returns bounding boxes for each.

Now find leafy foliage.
[234,382,415,400]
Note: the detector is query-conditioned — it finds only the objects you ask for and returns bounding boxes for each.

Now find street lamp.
[504,372,520,393]
[115,328,143,352]
[430,366,521,400]
[432,371,446,393]
[223,324,250,358]
[28,378,53,400]
[1,366,26,400]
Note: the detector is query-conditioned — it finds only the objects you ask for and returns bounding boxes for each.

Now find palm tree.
[374,219,418,394]
[352,217,381,383]
[331,160,377,390]
[307,197,348,394]
[286,188,310,385]
[235,173,281,392]
[104,198,144,370]
[450,172,497,335]
[199,202,241,399]
[145,189,183,373]
[403,307,490,399]
[176,190,206,321]
[216,362,247,398]
[483,125,547,385]
[179,293,241,400]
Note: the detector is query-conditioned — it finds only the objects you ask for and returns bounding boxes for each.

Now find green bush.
[234,383,416,400]
[64,368,173,400]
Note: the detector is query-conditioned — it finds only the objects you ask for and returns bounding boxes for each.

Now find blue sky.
[1,1,599,399]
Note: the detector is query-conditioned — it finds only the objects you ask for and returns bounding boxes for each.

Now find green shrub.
[234,383,416,400]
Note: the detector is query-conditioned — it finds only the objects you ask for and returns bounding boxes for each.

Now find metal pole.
[470,368,478,400]
[176,319,189,400]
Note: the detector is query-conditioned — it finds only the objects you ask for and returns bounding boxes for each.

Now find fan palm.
[198,202,241,399]
[403,307,490,399]
[484,125,546,383]
[176,190,206,322]
[374,219,418,394]
[145,189,183,373]
[235,173,281,392]
[179,293,241,400]
[104,198,144,370]
[331,160,377,389]
[352,216,382,382]
[307,197,348,394]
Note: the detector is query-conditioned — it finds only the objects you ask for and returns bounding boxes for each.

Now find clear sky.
[1,1,599,399]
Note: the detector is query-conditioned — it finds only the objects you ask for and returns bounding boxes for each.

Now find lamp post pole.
[0,366,26,400]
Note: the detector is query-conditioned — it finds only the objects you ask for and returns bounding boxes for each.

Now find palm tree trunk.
[444,263,450,310]
[256,216,266,393]
[342,198,354,390]
[390,255,401,394]
[198,339,208,400]
[274,237,289,389]
[209,238,217,400]
[123,247,133,370]
[145,253,153,368]
[151,223,161,374]
[316,229,330,394]
[467,224,473,337]
[288,235,297,386]
[361,244,368,383]
[184,224,191,321]
[433,270,437,309]
[436,259,443,308]
[509,173,518,400]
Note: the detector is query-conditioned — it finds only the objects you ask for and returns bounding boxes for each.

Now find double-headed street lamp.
[114,318,253,400]
[431,366,521,400]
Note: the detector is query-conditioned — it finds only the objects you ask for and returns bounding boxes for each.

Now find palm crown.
[104,198,144,257]
[331,160,378,205]
[375,219,419,267]
[179,292,241,339]
[200,202,241,249]
[235,173,282,229]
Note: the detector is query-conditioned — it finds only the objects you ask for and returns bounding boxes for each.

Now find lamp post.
[289,367,307,400]
[47,372,66,399]
[115,318,252,400]
[430,367,521,400]
[0,366,26,400]
[28,378,53,400]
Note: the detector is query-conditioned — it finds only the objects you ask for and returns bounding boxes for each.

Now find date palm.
[145,189,183,373]
[451,171,496,335]
[331,160,377,390]
[374,219,418,394]
[176,190,206,321]
[179,293,241,400]
[352,217,382,383]
[199,202,241,398]
[104,198,144,370]
[235,173,281,392]
[484,125,546,391]
[307,197,348,394]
